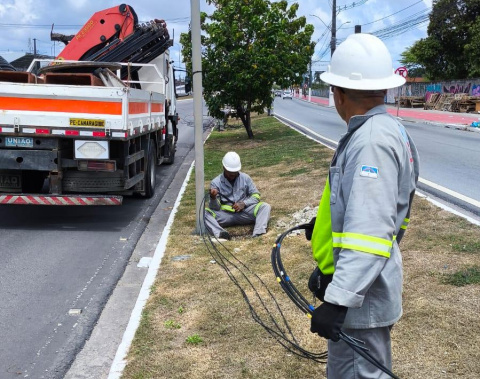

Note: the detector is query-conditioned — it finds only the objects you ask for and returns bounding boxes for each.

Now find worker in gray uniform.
[307,33,420,378]
[205,152,271,240]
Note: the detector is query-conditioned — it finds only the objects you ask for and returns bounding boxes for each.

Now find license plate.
[0,173,21,189]
[69,118,105,127]
[6,137,33,148]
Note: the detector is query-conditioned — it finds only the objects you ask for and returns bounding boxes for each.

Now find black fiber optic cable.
[272,224,401,379]
[199,193,328,363]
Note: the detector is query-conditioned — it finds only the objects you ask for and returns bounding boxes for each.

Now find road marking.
[275,114,338,148]
[108,161,195,379]
[418,178,480,209]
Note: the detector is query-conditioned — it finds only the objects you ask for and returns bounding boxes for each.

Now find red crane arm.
[56,4,138,61]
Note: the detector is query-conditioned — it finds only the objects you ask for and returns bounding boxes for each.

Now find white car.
[282,90,293,99]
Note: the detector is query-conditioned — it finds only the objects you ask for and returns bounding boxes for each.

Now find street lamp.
[310,14,331,31]
[330,21,351,53]
[310,14,350,56]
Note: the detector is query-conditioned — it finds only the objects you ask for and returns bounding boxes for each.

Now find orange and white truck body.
[0,56,178,205]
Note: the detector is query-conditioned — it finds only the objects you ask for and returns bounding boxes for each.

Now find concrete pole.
[191,0,205,234]
[331,0,337,56]
[328,0,336,107]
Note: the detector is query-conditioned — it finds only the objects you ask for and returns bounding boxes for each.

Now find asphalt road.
[273,97,480,218]
[0,99,197,379]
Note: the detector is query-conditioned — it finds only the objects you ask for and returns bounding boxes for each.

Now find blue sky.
[0,0,432,73]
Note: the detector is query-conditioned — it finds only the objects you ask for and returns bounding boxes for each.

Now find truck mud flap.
[0,194,122,205]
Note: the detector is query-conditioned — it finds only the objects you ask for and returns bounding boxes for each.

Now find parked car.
[274,90,282,97]
[282,90,293,99]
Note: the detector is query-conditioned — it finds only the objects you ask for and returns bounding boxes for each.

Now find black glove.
[304,217,316,241]
[310,301,348,342]
[308,267,333,302]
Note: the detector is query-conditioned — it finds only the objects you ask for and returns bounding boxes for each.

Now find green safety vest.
[311,177,334,275]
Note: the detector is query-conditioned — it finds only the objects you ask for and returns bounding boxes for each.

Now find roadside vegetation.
[180,0,314,138]
[122,115,480,379]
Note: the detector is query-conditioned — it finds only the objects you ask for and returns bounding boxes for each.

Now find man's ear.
[337,89,347,106]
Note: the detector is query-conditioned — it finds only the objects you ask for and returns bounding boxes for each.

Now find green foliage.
[180,0,315,138]
[399,46,427,79]
[179,31,192,75]
[402,0,480,80]
[164,320,181,329]
[441,266,480,286]
[185,334,203,345]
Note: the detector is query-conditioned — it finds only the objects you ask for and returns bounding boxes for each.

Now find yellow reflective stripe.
[333,232,393,246]
[220,204,235,212]
[332,232,392,258]
[205,207,216,218]
[252,193,261,200]
[401,218,410,230]
[253,202,264,217]
[332,243,391,258]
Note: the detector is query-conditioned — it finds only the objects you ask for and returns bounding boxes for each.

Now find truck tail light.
[78,160,116,172]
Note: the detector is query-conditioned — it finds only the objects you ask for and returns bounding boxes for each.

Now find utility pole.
[191,0,205,234]
[33,38,37,58]
[330,0,336,56]
[309,58,312,87]
[328,0,337,107]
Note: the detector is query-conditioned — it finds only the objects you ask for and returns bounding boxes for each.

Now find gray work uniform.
[323,105,420,378]
[205,172,271,237]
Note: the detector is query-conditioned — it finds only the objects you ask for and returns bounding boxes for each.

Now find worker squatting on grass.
[204,151,271,241]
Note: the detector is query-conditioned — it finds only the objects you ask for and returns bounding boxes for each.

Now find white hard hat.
[222,151,241,172]
[320,33,405,90]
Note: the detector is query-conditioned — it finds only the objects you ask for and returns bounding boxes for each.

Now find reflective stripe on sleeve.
[400,217,410,230]
[220,204,235,212]
[252,193,261,200]
[253,202,264,217]
[332,232,393,258]
[205,208,217,218]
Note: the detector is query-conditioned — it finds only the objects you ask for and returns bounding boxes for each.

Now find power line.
[369,9,430,39]
[361,0,425,26]
[337,0,369,14]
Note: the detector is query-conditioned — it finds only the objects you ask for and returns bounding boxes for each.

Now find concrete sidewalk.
[297,93,480,132]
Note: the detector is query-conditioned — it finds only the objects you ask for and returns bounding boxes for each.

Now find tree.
[181,0,314,138]
[401,0,480,80]
[399,45,427,79]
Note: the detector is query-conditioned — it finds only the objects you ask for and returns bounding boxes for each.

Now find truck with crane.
[0,4,178,205]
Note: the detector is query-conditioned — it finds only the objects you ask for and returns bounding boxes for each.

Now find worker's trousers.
[205,202,271,237]
[326,326,392,379]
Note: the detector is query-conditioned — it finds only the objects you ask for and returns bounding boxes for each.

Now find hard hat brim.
[223,164,241,172]
[320,71,406,90]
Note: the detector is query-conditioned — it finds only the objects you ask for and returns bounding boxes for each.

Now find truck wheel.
[143,140,156,198]
[164,136,176,165]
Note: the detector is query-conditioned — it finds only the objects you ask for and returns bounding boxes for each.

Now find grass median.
[122,114,480,379]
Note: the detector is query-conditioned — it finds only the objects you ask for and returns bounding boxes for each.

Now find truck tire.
[164,136,175,165]
[143,140,156,198]
[163,121,176,165]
